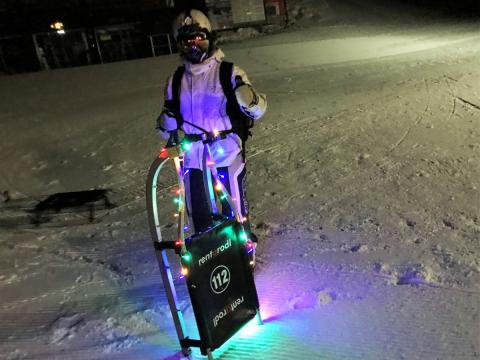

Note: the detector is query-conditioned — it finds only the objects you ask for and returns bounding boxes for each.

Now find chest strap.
[184,129,234,144]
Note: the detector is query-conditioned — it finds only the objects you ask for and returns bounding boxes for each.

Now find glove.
[234,76,258,109]
[155,108,178,139]
[157,111,178,132]
[156,100,180,132]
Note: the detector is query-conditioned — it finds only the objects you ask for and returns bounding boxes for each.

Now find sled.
[146,131,262,359]
[0,190,114,229]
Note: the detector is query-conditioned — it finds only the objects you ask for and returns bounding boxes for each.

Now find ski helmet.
[173,9,214,64]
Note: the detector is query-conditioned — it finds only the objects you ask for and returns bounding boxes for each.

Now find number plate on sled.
[185,219,259,352]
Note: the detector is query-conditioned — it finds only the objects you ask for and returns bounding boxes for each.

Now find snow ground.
[0,1,479,359]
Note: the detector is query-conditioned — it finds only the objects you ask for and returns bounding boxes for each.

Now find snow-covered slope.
[1,1,479,359]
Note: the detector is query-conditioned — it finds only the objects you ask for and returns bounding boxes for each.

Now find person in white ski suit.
[157,9,267,237]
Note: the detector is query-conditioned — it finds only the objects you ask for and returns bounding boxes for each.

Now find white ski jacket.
[159,49,267,170]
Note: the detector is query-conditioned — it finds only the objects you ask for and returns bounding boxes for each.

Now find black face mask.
[178,32,210,64]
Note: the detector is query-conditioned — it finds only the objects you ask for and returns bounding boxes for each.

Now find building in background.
[206,0,267,29]
[206,0,288,30]
[264,0,288,24]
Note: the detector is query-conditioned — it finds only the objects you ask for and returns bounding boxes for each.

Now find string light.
[247,241,255,254]
[175,240,183,247]
[207,160,216,167]
[217,147,224,155]
[160,147,168,159]
[181,267,189,277]
[182,252,192,263]
[182,141,191,152]
[239,232,248,242]
[215,182,223,192]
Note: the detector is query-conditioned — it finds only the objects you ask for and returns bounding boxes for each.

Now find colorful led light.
[159,147,168,159]
[239,232,248,242]
[182,142,191,151]
[182,252,192,263]
[181,267,189,276]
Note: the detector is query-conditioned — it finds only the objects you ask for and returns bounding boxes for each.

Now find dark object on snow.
[31,189,113,225]
[2,190,10,203]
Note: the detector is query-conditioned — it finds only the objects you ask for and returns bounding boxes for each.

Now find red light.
[159,148,168,159]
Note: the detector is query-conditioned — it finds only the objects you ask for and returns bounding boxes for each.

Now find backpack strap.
[219,61,253,160]
[219,61,235,99]
[164,65,185,129]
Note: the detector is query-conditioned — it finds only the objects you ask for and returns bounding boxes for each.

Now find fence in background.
[93,23,149,64]
[32,29,93,70]
[149,33,175,57]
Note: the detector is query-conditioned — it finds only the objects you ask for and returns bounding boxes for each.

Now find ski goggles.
[178,32,208,48]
